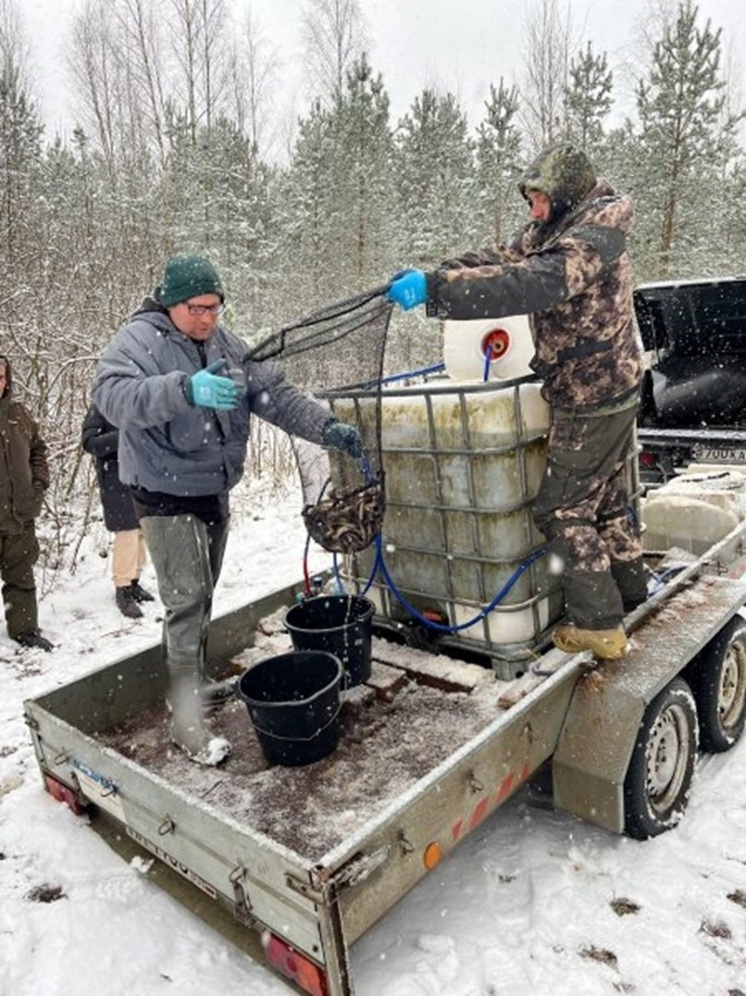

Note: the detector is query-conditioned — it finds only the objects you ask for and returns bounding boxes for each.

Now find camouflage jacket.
[426,181,643,411]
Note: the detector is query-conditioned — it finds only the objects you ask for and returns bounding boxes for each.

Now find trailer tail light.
[43,773,86,815]
[262,933,328,996]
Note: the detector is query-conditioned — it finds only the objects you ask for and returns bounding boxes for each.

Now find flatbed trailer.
[24,519,746,996]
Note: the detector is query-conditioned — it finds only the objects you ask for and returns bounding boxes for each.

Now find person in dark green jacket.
[0,356,53,652]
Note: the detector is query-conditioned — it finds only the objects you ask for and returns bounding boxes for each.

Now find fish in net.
[245,286,392,554]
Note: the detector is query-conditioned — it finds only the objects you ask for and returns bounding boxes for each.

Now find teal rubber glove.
[322,420,364,458]
[386,270,427,310]
[185,359,240,410]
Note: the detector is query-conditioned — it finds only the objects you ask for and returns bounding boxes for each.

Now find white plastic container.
[442,315,533,382]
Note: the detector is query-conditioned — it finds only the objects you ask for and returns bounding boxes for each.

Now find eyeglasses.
[184,302,224,316]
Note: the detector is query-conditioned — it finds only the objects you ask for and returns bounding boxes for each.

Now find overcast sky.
[21,0,746,140]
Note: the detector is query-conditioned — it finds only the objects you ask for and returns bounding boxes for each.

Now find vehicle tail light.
[43,773,86,815]
[638,450,658,468]
[262,933,328,996]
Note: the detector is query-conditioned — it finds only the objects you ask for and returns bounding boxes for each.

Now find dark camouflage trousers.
[532,403,644,630]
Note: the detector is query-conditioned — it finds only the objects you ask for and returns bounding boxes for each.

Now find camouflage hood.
[519,144,597,227]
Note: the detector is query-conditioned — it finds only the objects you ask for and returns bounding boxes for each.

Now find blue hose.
[482,344,492,383]
[322,369,547,632]
[333,534,546,634]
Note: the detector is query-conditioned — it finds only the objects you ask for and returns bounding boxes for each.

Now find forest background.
[0,0,745,589]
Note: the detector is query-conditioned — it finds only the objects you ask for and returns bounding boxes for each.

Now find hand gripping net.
[245,287,392,554]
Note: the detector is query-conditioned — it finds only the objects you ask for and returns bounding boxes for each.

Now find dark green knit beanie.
[158,254,225,308]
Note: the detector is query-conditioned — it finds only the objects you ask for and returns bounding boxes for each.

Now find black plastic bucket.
[236,651,342,767]
[285,594,374,688]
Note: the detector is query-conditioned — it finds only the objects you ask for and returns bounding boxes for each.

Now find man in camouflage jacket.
[386,144,647,659]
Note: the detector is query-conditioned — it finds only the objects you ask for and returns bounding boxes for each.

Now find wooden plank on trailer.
[372,638,489,693]
[365,660,408,701]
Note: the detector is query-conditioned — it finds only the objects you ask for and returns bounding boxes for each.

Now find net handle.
[244,283,391,361]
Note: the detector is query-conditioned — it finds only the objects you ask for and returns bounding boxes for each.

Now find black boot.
[611,556,649,613]
[116,585,143,619]
[15,630,54,652]
[130,579,155,603]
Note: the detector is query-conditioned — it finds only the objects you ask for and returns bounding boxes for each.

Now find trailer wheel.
[624,677,698,840]
[690,617,746,752]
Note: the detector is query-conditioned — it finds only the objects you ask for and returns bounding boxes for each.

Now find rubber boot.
[168,668,232,765]
[168,669,208,757]
[611,555,648,613]
[14,630,54,652]
[552,624,628,659]
[563,568,625,630]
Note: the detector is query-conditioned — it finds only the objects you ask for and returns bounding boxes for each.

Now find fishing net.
[245,286,392,554]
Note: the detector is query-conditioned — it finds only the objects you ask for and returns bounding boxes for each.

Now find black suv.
[634,276,746,487]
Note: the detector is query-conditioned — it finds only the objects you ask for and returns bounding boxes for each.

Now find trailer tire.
[690,617,746,752]
[623,677,698,840]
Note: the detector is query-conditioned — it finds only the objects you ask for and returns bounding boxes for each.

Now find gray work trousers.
[141,514,229,678]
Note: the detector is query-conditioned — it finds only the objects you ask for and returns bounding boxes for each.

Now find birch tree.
[166,0,232,143]
[301,0,367,106]
[519,0,574,149]
[227,7,278,155]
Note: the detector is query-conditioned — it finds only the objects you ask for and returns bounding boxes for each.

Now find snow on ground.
[1,479,746,996]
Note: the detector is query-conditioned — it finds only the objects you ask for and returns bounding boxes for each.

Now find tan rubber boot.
[552,624,628,660]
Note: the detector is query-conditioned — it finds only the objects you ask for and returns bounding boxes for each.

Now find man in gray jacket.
[93,254,361,763]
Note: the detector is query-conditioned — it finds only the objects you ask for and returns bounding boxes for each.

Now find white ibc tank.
[330,380,562,668]
[443,315,533,382]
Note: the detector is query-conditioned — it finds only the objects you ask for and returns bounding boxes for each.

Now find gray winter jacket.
[92,299,331,497]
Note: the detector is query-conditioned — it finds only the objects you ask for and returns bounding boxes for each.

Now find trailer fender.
[552,572,746,834]
[552,674,643,834]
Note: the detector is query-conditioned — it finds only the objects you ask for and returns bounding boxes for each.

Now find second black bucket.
[285,594,374,688]
[236,650,342,767]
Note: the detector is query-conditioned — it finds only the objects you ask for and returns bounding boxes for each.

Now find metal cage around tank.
[326,374,643,679]
[325,375,555,677]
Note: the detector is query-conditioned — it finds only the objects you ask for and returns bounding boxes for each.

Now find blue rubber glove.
[386,269,427,310]
[322,420,364,458]
[185,359,240,410]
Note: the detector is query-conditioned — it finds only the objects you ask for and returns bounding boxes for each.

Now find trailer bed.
[24,518,746,996]
[97,633,509,860]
